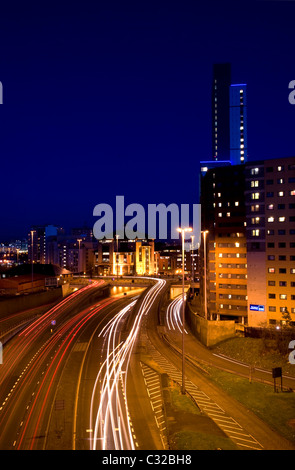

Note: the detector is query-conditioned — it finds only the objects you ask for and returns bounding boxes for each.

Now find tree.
[281,306,292,326]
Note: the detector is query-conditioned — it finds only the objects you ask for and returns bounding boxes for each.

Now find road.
[0,276,167,450]
[0,280,119,449]
[144,293,295,450]
[2,276,293,451]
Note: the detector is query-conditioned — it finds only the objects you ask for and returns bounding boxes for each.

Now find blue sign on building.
[250,304,265,312]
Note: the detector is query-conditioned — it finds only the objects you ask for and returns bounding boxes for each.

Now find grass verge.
[164,379,239,450]
[202,364,295,444]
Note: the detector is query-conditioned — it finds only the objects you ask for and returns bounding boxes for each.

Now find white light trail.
[166,294,188,334]
[89,278,166,450]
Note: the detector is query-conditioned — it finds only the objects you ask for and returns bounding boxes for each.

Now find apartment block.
[246,157,295,326]
[200,156,295,327]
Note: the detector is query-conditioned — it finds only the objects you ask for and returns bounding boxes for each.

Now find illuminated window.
[251,180,259,188]
[252,229,260,237]
[268,217,274,223]
[279,217,286,222]
[251,217,260,224]
[278,191,284,197]
[251,192,260,200]
[251,168,259,175]
[267,204,274,210]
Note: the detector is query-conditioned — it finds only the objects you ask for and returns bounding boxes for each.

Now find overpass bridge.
[91,276,194,300]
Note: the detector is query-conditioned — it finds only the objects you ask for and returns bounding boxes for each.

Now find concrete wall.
[0,288,63,318]
[186,302,236,347]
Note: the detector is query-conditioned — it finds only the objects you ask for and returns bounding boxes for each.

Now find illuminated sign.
[250,304,265,312]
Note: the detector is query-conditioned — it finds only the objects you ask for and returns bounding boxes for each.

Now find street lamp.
[116,235,119,281]
[191,235,195,296]
[177,226,192,394]
[30,230,35,290]
[202,230,209,320]
[77,239,82,274]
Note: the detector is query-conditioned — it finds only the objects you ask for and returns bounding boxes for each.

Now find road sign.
[272,367,283,392]
[272,367,282,378]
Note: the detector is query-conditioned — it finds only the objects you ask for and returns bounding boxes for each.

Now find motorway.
[1,277,294,451]
[0,277,167,450]
[143,293,295,450]
[0,280,129,449]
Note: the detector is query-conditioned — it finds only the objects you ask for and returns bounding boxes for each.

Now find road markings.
[141,363,168,449]
[143,329,264,451]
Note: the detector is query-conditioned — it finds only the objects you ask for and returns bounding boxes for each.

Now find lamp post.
[30,230,35,290]
[177,226,192,394]
[191,235,195,296]
[202,230,209,320]
[116,235,119,281]
[77,239,82,274]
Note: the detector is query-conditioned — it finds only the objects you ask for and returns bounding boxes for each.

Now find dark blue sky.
[1,0,295,240]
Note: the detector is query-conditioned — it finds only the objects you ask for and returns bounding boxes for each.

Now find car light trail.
[166,294,188,334]
[0,280,104,385]
[16,295,118,450]
[90,278,166,450]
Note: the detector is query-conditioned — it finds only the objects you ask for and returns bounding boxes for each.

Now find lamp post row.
[177,228,209,394]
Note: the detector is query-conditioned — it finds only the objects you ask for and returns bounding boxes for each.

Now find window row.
[219,283,247,289]
[218,264,247,269]
[268,281,295,287]
[251,190,295,199]
[218,253,247,258]
[267,242,295,248]
[268,293,295,300]
[268,268,295,274]
[267,229,295,235]
[269,307,295,313]
[219,294,247,300]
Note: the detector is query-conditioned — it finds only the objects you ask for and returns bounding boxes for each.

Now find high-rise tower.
[212,63,231,161]
[230,83,247,165]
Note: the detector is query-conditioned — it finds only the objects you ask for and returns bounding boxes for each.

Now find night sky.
[0,0,295,240]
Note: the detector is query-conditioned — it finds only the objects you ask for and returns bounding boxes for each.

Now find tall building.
[212,63,231,161]
[28,225,64,264]
[201,63,247,180]
[200,164,247,322]
[245,157,295,326]
[230,84,247,165]
[200,156,295,327]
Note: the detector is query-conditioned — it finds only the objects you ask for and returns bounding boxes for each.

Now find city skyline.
[1,2,295,454]
[0,1,295,240]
